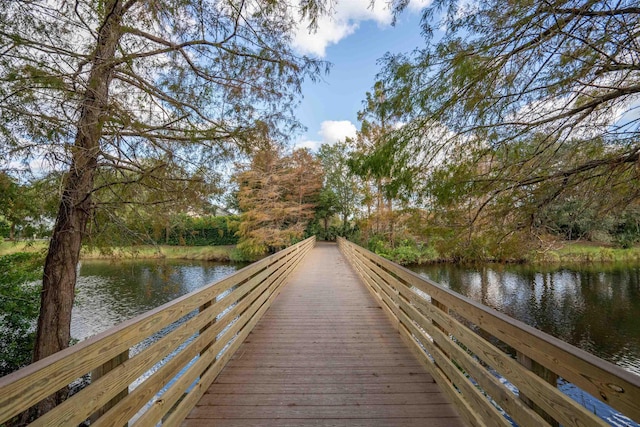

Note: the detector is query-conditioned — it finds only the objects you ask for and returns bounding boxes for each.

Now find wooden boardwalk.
[183,242,464,427]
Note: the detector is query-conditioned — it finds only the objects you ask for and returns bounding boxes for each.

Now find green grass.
[0,240,48,256]
[1,240,236,262]
[5,238,639,266]
[80,245,236,261]
[531,242,640,264]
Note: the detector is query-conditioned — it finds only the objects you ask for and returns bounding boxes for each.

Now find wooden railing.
[338,237,640,427]
[0,236,315,426]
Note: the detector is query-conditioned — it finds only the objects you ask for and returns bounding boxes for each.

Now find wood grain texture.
[338,238,640,427]
[183,242,464,427]
[0,237,314,426]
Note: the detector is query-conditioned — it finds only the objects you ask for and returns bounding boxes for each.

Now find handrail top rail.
[338,237,640,388]
[0,237,313,388]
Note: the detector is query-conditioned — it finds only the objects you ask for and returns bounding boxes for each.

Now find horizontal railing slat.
[338,237,640,427]
[161,241,310,427]
[132,238,312,426]
[396,319,486,427]
[345,243,510,427]
[0,236,314,426]
[402,289,606,427]
[397,286,544,426]
[370,249,640,418]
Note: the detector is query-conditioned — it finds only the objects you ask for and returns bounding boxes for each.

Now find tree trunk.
[31,0,126,416]
[387,198,394,247]
[376,180,382,235]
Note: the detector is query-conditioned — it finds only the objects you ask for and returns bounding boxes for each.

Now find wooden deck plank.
[203,382,443,394]
[198,392,450,406]
[188,404,461,418]
[184,418,462,427]
[183,242,464,427]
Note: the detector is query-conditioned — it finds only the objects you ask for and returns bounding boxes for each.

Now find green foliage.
[161,215,239,246]
[0,252,43,375]
[0,219,10,238]
[367,235,439,266]
[230,242,266,262]
[613,207,640,248]
[316,142,360,226]
[355,0,640,260]
[307,220,359,242]
[0,172,58,240]
[538,199,640,248]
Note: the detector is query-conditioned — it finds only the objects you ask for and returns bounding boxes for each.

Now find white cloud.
[406,0,434,12]
[320,120,358,143]
[291,0,435,57]
[292,0,394,57]
[295,120,358,151]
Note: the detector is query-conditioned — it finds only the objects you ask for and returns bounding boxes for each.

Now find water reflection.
[409,263,640,376]
[71,259,244,341]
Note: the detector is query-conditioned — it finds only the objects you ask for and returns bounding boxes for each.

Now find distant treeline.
[154,215,239,246]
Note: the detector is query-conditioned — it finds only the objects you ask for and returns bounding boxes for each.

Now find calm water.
[407,263,640,377]
[407,263,640,426]
[70,258,639,425]
[71,259,244,341]
[73,259,640,374]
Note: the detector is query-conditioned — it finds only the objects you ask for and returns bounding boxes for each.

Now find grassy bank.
[80,245,236,261]
[4,239,639,265]
[530,242,640,265]
[0,240,48,256]
[366,238,640,266]
[1,241,236,262]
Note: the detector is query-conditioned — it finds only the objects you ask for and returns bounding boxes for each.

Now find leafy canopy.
[368,0,640,236]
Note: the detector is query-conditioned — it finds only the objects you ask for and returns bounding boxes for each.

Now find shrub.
[163,215,239,246]
[0,252,43,375]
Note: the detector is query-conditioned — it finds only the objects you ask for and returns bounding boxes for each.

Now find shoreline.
[3,240,640,266]
[0,241,237,262]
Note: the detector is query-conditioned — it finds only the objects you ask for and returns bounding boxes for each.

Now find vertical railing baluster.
[90,350,129,425]
[516,351,559,426]
[200,301,215,356]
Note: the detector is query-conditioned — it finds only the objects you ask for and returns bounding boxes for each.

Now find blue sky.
[291,3,429,151]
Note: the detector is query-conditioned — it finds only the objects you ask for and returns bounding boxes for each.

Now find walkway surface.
[183,242,464,426]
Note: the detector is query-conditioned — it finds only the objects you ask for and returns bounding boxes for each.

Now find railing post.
[200,301,215,356]
[431,298,448,334]
[516,351,559,426]
[90,350,129,425]
[430,297,451,361]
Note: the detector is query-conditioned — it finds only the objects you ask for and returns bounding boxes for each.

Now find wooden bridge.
[1,237,639,426]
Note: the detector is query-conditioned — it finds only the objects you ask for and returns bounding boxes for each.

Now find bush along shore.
[359,237,640,266]
[0,241,242,262]
[3,239,640,266]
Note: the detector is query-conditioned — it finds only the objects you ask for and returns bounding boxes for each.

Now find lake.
[70,257,639,425]
[406,262,640,377]
[73,259,640,376]
[71,259,245,341]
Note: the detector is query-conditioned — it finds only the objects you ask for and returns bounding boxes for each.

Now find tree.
[348,82,418,245]
[235,145,322,257]
[0,0,328,413]
[314,188,339,237]
[368,0,640,247]
[317,141,360,227]
[0,173,25,240]
[87,160,218,248]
